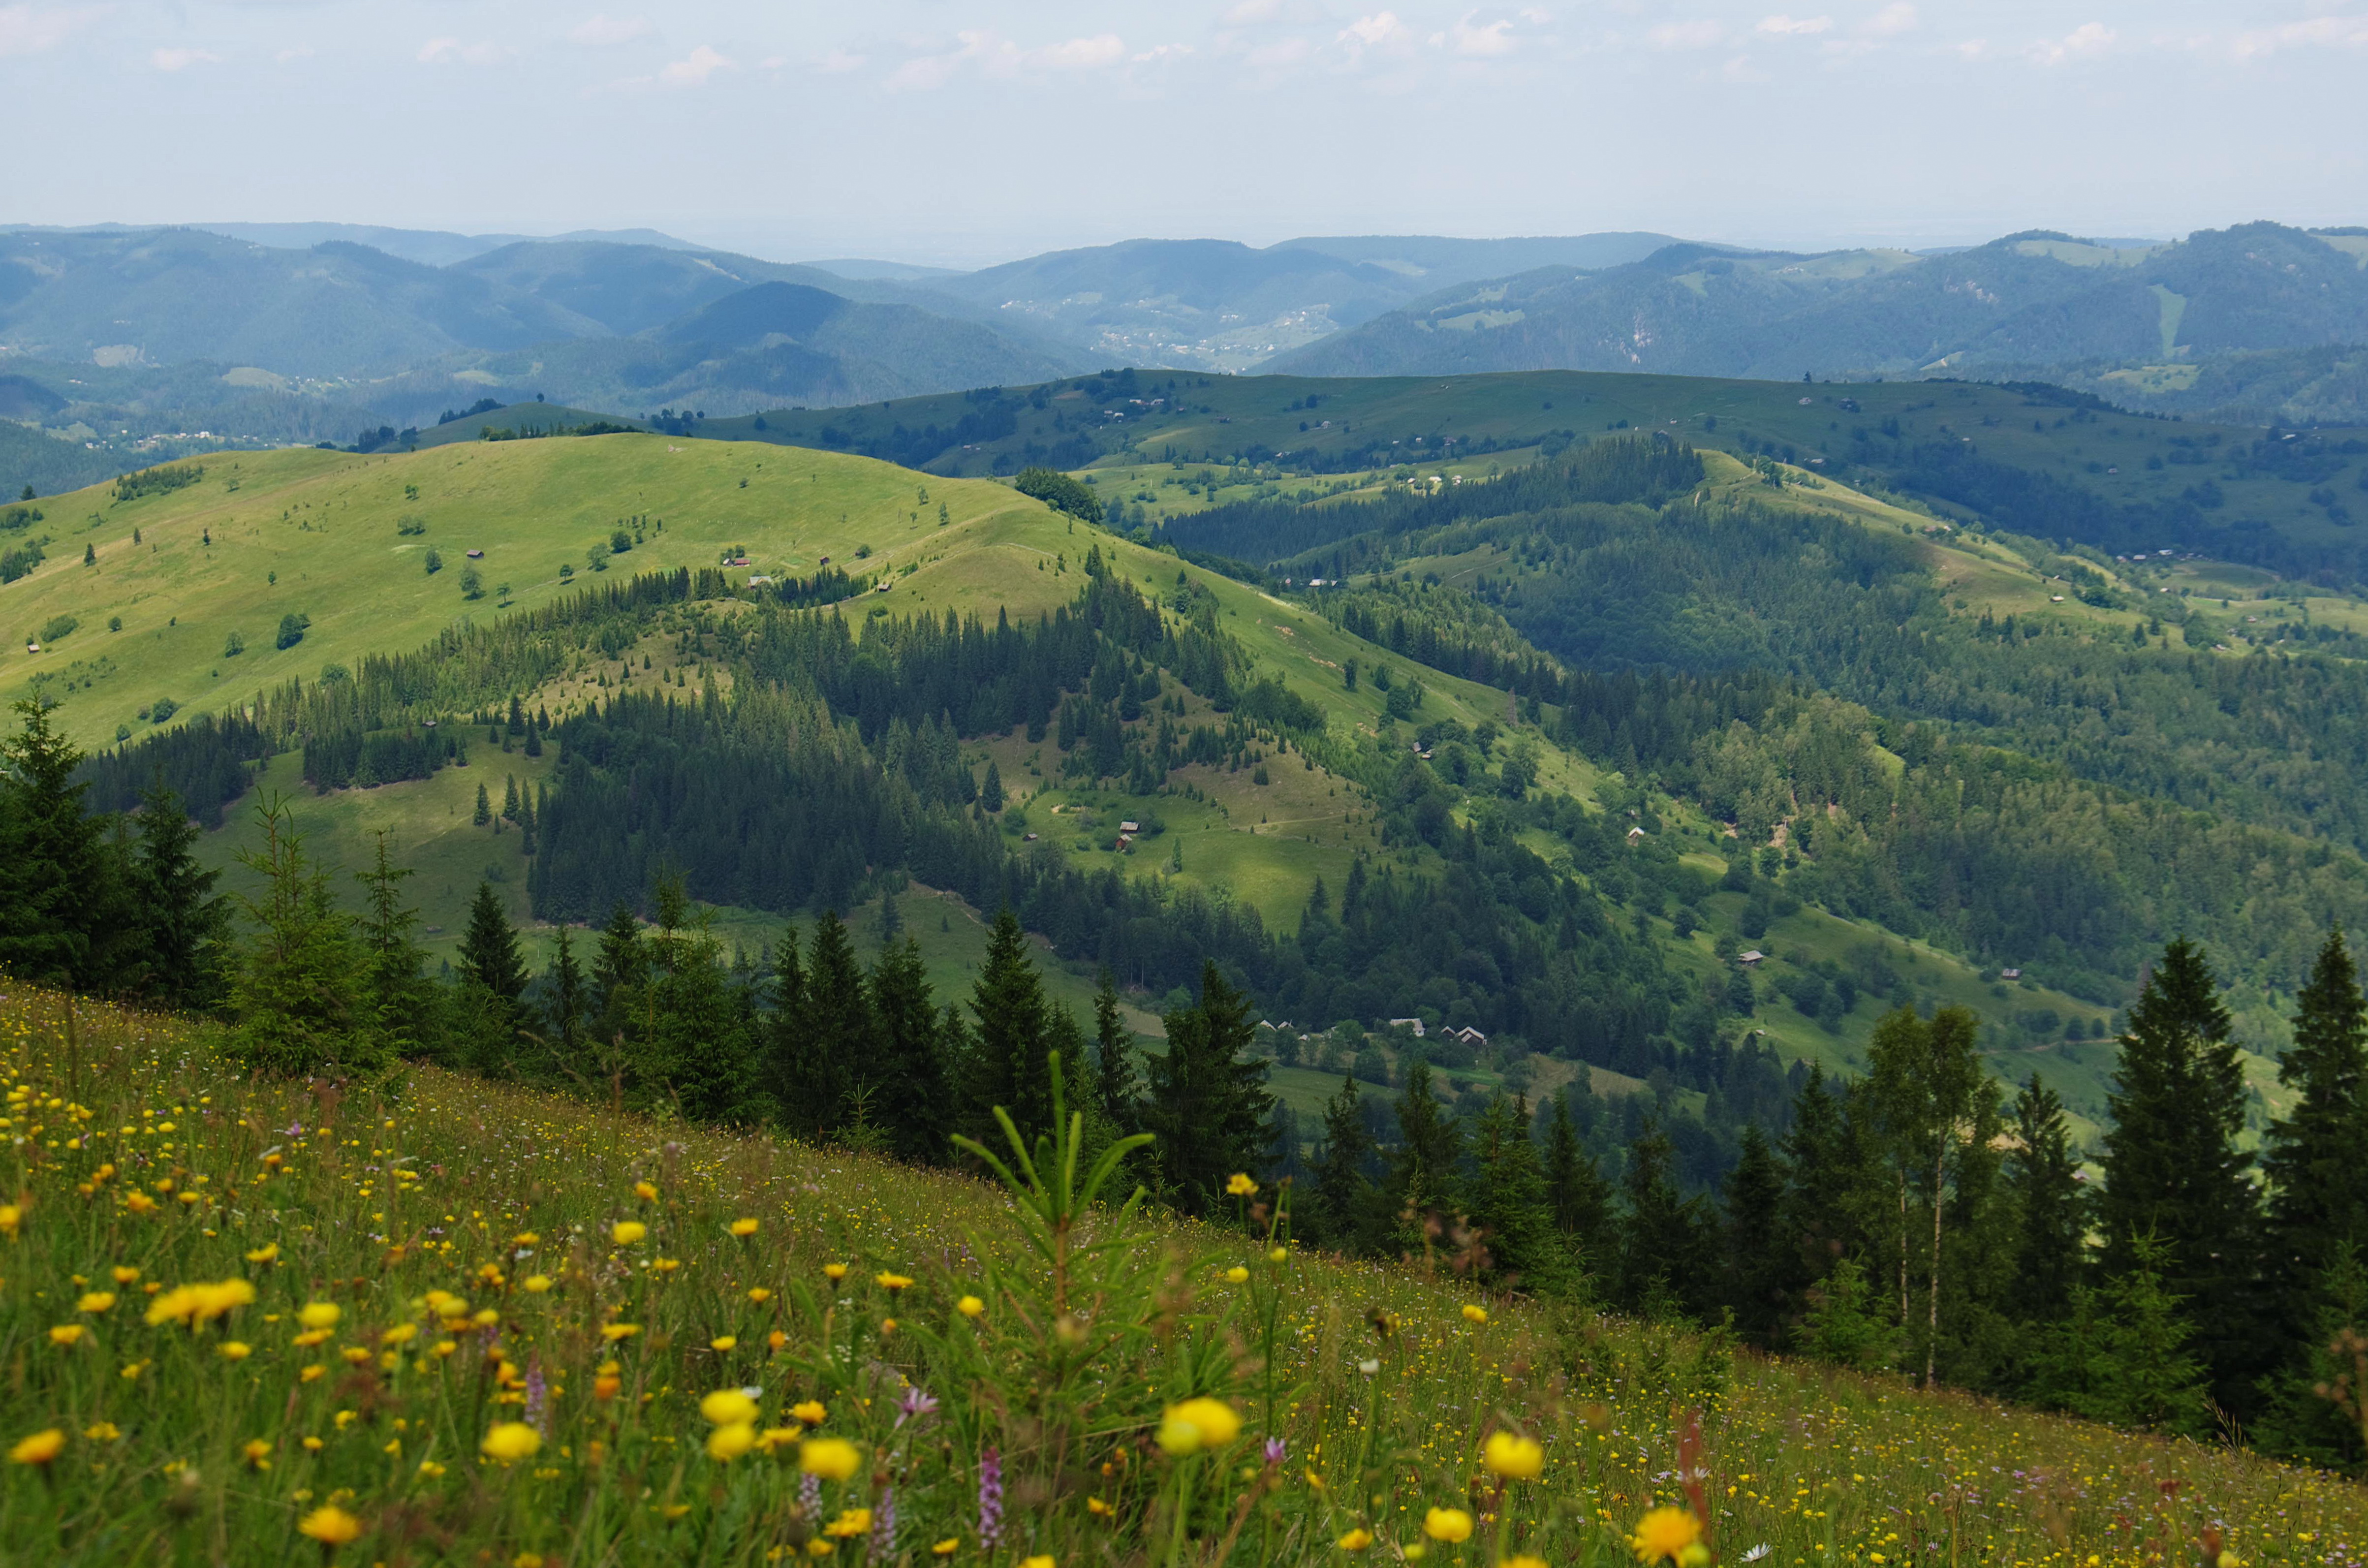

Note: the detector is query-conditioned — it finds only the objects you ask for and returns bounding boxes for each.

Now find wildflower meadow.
[1,985,2363,1568]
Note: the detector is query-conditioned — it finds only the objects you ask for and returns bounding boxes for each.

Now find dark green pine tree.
[646,912,763,1125]
[2263,930,2368,1314]
[227,799,379,1078]
[1617,1120,1715,1319]
[1781,1068,1865,1324]
[1723,1125,1792,1347]
[591,902,647,1024]
[1091,967,1141,1129]
[473,782,492,826]
[1309,1072,1379,1249]
[1143,960,1275,1215]
[501,774,521,821]
[801,911,874,1134]
[2003,1075,2089,1329]
[0,698,126,988]
[354,831,430,1054]
[1391,1059,1465,1224]
[2253,1242,2368,1471]
[459,881,529,1003]
[2098,938,2263,1416]
[542,925,590,1058]
[868,936,948,1164]
[980,760,1005,812]
[1542,1089,1615,1283]
[959,909,1053,1144]
[130,782,230,1012]
[1466,1094,1557,1289]
[762,923,811,1130]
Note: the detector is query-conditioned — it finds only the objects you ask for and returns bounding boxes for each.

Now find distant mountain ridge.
[1270,223,2368,409]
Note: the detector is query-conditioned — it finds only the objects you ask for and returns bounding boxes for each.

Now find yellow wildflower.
[799,1438,861,1481]
[1337,1529,1374,1551]
[246,1243,280,1264]
[1461,1304,1488,1324]
[48,1324,84,1346]
[10,1429,65,1467]
[700,1389,760,1426]
[1224,1266,1250,1284]
[480,1423,542,1464]
[298,1302,341,1330]
[297,1505,364,1547]
[932,1543,959,1558]
[218,1341,252,1361]
[611,1221,646,1245]
[1226,1173,1257,1196]
[634,1180,658,1201]
[1482,1431,1544,1480]
[730,1218,759,1237]
[825,1508,874,1537]
[792,1399,828,1426]
[1629,1507,1702,1565]
[958,1295,985,1317]
[875,1272,913,1292]
[523,1275,553,1293]
[707,1423,757,1462]
[711,1335,738,1351]
[1423,1508,1473,1544]
[77,1291,115,1314]
[1156,1397,1241,1455]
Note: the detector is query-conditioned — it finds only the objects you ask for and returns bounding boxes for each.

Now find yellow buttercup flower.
[700,1389,759,1426]
[523,1275,553,1294]
[825,1508,874,1538]
[931,1542,959,1558]
[48,1324,84,1346]
[111,1266,139,1285]
[957,1294,985,1318]
[1629,1507,1703,1564]
[822,1262,850,1283]
[730,1218,759,1237]
[1461,1304,1488,1325]
[242,1439,273,1470]
[799,1438,861,1481]
[611,1221,647,1246]
[1223,1266,1250,1284]
[218,1340,252,1361]
[1482,1431,1544,1480]
[707,1423,757,1462]
[1226,1172,1257,1196]
[298,1302,341,1330]
[10,1429,65,1467]
[246,1243,280,1264]
[77,1291,116,1314]
[297,1505,364,1547]
[874,1272,913,1292]
[1501,1557,1549,1568]
[145,1278,256,1327]
[480,1423,542,1464]
[711,1335,738,1351]
[1423,1508,1473,1544]
[1337,1529,1375,1551]
[1156,1397,1242,1455]
[1022,1556,1054,1568]
[792,1400,828,1426]
[601,1323,642,1342]
[634,1181,659,1201]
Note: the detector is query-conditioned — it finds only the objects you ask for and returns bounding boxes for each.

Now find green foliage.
[1143,961,1276,1215]
[112,462,204,503]
[1801,1256,1904,1373]
[225,796,382,1078]
[2030,1233,2211,1439]
[1015,465,1103,525]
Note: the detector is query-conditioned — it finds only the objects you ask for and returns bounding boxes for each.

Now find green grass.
[4,986,2365,1567]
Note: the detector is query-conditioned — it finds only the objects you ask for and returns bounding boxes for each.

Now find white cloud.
[1648,19,1726,48]
[0,4,87,59]
[1862,2,1916,36]
[569,14,651,48]
[152,46,219,71]
[1132,42,1195,63]
[1223,0,1281,22]
[1449,15,1518,55]
[2027,20,2114,64]
[816,48,865,72]
[1951,36,1988,59]
[275,44,312,63]
[419,37,512,66]
[1035,33,1124,69]
[1340,11,1414,50]
[658,43,732,86]
[2231,12,2368,59]
[1757,14,1832,35]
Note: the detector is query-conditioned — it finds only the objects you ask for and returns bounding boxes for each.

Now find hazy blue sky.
[4,0,2361,266]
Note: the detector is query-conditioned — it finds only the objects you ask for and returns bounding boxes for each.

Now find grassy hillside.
[0,985,2360,1566]
[694,366,2368,583]
[0,435,1041,752]
[11,427,2181,1131]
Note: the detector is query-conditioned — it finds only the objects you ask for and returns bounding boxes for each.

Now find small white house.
[1387,1017,1427,1038]
[1739,950,1765,967]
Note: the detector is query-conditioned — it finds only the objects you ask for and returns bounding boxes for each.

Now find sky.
[2,0,2363,268]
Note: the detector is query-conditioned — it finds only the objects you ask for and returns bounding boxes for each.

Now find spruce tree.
[2254,1243,2368,1470]
[354,831,429,1054]
[1780,1069,1863,1321]
[1143,961,1274,1214]
[2099,938,2262,1416]
[1723,1125,1791,1347]
[1617,1121,1714,1318]
[1390,1059,1464,1223]
[130,782,230,1011]
[227,799,378,1077]
[459,881,528,1004]
[802,911,873,1133]
[1542,1089,1615,1281]
[473,782,492,826]
[0,697,123,988]
[646,912,763,1124]
[1091,967,1141,1129]
[2003,1075,2088,1328]
[1466,1094,1556,1288]
[592,902,647,1022]
[762,922,811,1129]
[543,925,589,1056]
[981,760,1005,812]
[1310,1072,1378,1248]
[868,936,947,1163]
[2263,930,2368,1314]
[961,909,1053,1142]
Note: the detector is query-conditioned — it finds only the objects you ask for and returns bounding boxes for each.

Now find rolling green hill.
[16,424,2311,1158]
[695,365,2368,585]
